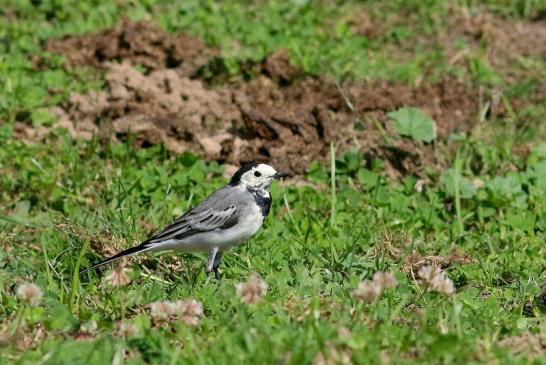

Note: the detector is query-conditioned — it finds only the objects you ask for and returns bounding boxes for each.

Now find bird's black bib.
[248,187,272,219]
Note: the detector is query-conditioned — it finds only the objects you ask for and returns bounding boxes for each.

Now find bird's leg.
[206,247,219,277]
[212,251,223,280]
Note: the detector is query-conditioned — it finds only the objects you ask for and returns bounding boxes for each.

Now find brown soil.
[441,8,546,96]
[39,20,485,177]
[442,10,546,61]
[349,6,546,108]
[45,19,215,77]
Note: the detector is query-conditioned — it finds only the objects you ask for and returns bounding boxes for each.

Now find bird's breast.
[237,202,266,238]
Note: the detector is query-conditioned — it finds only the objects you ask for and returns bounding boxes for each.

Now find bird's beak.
[273,172,290,179]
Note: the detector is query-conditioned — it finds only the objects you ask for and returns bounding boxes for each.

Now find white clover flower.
[236,273,268,305]
[174,299,204,317]
[174,299,204,327]
[118,322,139,337]
[418,265,455,296]
[149,300,175,320]
[353,280,382,304]
[372,272,397,289]
[16,282,43,306]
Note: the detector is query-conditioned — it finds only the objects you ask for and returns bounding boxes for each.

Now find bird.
[80,162,289,279]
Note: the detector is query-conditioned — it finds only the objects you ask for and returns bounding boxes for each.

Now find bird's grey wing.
[147,186,248,243]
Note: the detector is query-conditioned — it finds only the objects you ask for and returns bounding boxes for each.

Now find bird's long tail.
[79,241,155,275]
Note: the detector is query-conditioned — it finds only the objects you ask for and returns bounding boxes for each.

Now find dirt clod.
[262,49,301,82]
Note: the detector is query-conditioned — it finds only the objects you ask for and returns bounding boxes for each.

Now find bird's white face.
[238,163,279,189]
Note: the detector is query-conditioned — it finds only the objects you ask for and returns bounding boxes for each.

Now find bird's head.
[229,162,289,190]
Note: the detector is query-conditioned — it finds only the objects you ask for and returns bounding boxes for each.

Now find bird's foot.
[205,268,221,281]
[214,268,221,280]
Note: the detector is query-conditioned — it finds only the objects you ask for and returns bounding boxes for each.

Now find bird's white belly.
[157,204,264,252]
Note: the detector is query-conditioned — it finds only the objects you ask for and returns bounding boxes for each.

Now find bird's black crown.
[229,162,260,186]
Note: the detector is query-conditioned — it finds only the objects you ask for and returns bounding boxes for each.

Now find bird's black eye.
[254,171,261,177]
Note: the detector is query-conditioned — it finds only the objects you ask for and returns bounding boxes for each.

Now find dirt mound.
[45,19,214,77]
[42,20,482,177]
[51,62,240,157]
[234,75,478,176]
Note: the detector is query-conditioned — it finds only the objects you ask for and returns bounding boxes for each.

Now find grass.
[4,129,546,364]
[1,0,546,364]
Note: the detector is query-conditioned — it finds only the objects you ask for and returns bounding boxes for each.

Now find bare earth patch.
[36,20,485,176]
[442,10,546,62]
[498,332,546,359]
[441,8,546,98]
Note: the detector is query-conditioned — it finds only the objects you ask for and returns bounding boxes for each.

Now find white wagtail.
[81,163,288,279]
